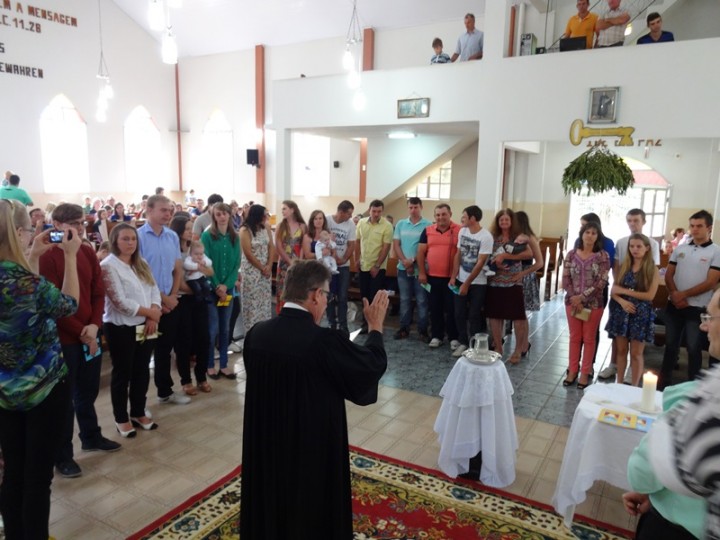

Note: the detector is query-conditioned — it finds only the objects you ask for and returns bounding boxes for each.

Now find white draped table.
[551,383,662,528]
[433,356,518,488]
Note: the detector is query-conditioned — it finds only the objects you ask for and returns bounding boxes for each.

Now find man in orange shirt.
[563,0,598,49]
[416,204,461,349]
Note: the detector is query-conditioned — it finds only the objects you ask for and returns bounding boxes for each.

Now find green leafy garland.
[562,146,635,196]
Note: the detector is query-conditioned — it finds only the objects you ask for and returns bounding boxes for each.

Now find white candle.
[640,371,658,411]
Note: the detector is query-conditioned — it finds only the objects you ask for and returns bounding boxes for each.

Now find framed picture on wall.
[588,87,619,124]
[397,98,430,119]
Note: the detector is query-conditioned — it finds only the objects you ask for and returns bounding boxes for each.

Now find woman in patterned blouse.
[561,221,611,389]
[0,199,80,539]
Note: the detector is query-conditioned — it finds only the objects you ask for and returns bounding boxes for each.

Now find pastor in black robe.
[240,305,387,539]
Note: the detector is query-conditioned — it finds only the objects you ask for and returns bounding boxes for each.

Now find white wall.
[374,19,484,69]
[366,134,473,198]
[178,49,257,197]
[662,0,720,41]
[451,143,479,200]
[328,139,360,197]
[0,0,176,197]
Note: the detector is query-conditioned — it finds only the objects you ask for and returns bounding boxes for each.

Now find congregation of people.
[2,161,720,539]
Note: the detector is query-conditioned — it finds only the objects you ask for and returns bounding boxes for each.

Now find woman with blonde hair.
[275,200,306,313]
[101,223,162,436]
[202,203,242,379]
[605,233,659,385]
[0,199,80,539]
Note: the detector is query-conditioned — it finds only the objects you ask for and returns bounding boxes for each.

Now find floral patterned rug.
[129,447,633,540]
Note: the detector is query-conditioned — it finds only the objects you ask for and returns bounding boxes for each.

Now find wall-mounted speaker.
[247,149,259,166]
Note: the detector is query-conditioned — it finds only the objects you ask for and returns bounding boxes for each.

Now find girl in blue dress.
[606,233,660,386]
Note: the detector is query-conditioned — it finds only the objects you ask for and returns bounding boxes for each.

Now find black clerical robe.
[240,307,387,540]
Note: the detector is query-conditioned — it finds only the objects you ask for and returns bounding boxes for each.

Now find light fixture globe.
[342,47,354,71]
[162,29,178,64]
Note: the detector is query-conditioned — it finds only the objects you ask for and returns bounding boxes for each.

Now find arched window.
[201,110,234,195]
[124,106,162,193]
[39,94,90,193]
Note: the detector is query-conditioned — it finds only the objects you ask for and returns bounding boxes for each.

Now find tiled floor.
[44,294,652,538]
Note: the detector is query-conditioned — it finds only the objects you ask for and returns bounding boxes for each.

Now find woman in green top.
[201,203,241,380]
[0,199,80,539]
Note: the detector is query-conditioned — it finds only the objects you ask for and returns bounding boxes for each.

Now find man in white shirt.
[661,210,720,388]
[449,205,494,357]
[325,200,356,336]
[595,0,630,48]
[450,13,483,62]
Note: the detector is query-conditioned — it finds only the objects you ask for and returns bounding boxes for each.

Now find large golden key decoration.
[569,119,635,146]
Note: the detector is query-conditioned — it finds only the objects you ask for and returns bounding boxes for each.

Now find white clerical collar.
[283,302,308,313]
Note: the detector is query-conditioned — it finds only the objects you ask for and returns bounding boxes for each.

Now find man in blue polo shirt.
[138,195,190,405]
[392,197,432,341]
[637,12,674,44]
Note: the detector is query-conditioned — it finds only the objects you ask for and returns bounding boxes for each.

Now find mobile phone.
[82,337,102,361]
[49,230,64,243]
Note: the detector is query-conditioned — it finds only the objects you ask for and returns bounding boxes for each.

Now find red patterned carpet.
[129,447,633,539]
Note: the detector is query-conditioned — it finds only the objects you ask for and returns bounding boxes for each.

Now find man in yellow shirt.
[355,199,393,333]
[563,0,598,50]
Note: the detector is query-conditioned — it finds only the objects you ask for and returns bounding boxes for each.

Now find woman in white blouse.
[100,224,162,438]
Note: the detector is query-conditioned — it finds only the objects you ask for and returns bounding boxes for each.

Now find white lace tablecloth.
[434,357,517,487]
[551,383,662,528]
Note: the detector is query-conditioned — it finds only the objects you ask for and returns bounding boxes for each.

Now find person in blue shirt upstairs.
[637,12,674,44]
[430,37,451,64]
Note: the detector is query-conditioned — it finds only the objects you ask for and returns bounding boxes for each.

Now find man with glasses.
[39,203,120,479]
[661,210,720,388]
[620,288,720,540]
[326,200,356,336]
[241,260,388,539]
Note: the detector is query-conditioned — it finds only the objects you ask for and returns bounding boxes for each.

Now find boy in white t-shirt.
[449,205,494,358]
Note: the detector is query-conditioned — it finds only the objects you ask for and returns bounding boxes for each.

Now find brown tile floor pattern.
[42,350,639,539]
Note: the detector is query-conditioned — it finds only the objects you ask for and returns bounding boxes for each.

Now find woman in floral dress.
[240,204,276,333]
[274,200,306,313]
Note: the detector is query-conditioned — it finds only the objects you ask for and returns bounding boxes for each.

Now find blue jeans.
[208,301,232,371]
[326,266,350,329]
[661,303,713,386]
[396,270,428,332]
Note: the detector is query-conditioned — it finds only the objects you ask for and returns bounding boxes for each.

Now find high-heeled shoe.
[130,417,159,431]
[563,372,579,386]
[115,422,137,438]
[577,375,592,390]
[521,342,532,357]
